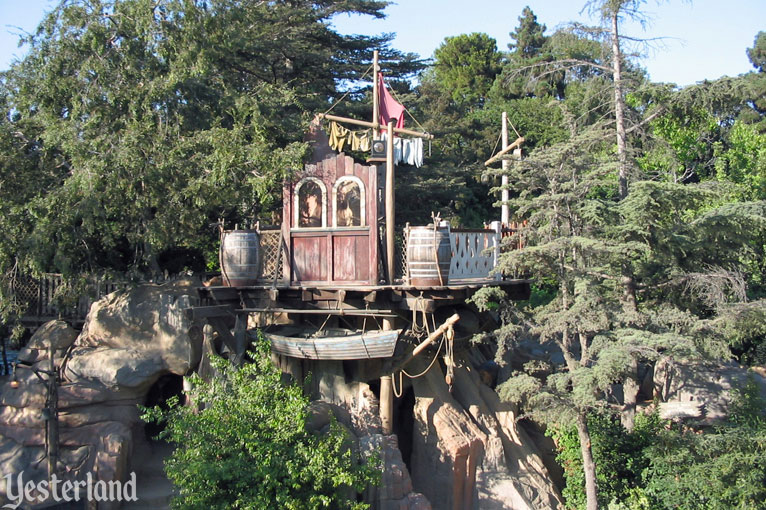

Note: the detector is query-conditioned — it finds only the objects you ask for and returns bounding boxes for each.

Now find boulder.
[0,280,202,507]
[361,434,430,510]
[65,347,167,392]
[17,320,78,364]
[407,351,563,510]
[654,357,766,424]
[77,279,203,375]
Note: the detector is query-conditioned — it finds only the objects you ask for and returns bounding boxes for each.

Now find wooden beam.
[392,313,460,373]
[385,120,395,284]
[184,305,235,320]
[238,307,398,318]
[318,113,433,140]
[380,375,393,434]
[207,317,238,358]
[501,112,510,225]
[483,136,525,166]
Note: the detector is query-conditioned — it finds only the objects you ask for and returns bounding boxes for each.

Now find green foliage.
[508,6,547,58]
[548,412,663,510]
[142,338,379,510]
[747,31,766,73]
[0,0,416,281]
[642,381,766,509]
[433,33,501,108]
[715,120,766,199]
[550,384,766,510]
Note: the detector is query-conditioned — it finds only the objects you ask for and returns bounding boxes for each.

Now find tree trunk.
[576,412,599,510]
[611,9,629,200]
[621,357,639,431]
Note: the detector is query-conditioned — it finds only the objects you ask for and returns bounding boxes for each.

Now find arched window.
[294,177,327,228]
[333,176,365,227]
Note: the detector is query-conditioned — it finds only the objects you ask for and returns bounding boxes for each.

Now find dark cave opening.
[143,373,184,441]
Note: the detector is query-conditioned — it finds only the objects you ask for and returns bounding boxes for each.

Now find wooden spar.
[393,313,460,373]
[385,120,395,284]
[501,112,510,225]
[380,374,393,434]
[318,113,433,140]
[483,135,525,166]
[372,50,380,131]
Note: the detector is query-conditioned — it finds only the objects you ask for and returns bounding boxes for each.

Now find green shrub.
[548,412,663,510]
[142,338,380,510]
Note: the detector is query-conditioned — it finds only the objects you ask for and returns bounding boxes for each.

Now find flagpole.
[385,120,395,284]
[372,50,380,131]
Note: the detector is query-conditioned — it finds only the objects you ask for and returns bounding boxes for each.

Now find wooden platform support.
[380,374,393,434]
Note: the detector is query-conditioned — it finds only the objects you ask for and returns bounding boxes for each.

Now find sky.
[0,0,763,86]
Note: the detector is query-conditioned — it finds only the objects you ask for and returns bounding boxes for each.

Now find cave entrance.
[393,385,416,472]
[143,373,184,441]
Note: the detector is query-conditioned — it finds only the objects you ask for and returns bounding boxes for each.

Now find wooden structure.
[186,55,532,445]
[283,154,380,285]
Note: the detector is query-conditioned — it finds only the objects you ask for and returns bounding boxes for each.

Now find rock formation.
[0,279,202,509]
[653,356,766,424]
[2,279,567,509]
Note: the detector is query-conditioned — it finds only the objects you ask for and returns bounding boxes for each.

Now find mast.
[372,50,380,131]
[385,121,395,284]
[501,112,509,225]
[316,50,432,284]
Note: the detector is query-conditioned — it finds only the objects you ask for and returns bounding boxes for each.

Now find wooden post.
[233,312,247,365]
[490,220,502,281]
[380,374,393,434]
[385,120,395,284]
[47,343,58,480]
[501,112,509,226]
[372,50,380,131]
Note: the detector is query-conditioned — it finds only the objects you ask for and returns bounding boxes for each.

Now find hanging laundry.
[328,121,350,152]
[378,73,405,131]
[328,121,372,153]
[380,133,424,168]
[350,130,371,152]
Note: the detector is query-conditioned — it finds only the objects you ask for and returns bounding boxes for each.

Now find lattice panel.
[395,228,408,282]
[449,231,499,280]
[258,229,284,282]
[9,275,40,312]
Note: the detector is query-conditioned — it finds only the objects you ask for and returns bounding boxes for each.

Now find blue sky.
[1,0,763,86]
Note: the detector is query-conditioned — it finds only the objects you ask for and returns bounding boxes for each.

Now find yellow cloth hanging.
[328,121,372,153]
[351,130,371,151]
[328,121,350,152]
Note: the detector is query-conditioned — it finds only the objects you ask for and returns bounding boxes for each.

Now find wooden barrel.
[407,226,452,286]
[220,230,262,286]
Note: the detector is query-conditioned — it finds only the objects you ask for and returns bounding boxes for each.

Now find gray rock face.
[17,320,78,364]
[77,279,203,375]
[407,350,563,510]
[65,347,168,392]
[1,280,204,508]
[653,357,766,424]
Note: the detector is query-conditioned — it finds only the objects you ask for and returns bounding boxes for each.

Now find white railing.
[448,222,502,282]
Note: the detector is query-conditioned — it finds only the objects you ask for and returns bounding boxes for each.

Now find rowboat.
[264,326,401,360]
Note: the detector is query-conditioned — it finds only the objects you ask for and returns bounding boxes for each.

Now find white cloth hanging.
[380,133,424,168]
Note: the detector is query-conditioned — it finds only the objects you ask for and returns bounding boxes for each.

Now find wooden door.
[283,153,379,286]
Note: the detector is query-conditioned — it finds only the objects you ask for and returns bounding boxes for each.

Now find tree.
[508,6,547,59]
[0,0,420,285]
[142,338,380,509]
[432,33,502,109]
[747,31,766,73]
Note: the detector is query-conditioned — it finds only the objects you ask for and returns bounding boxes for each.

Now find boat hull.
[265,329,401,360]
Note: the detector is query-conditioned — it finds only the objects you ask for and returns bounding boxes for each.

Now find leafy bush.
[548,412,662,510]
[142,338,379,510]
[643,376,766,509]
[551,379,766,510]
